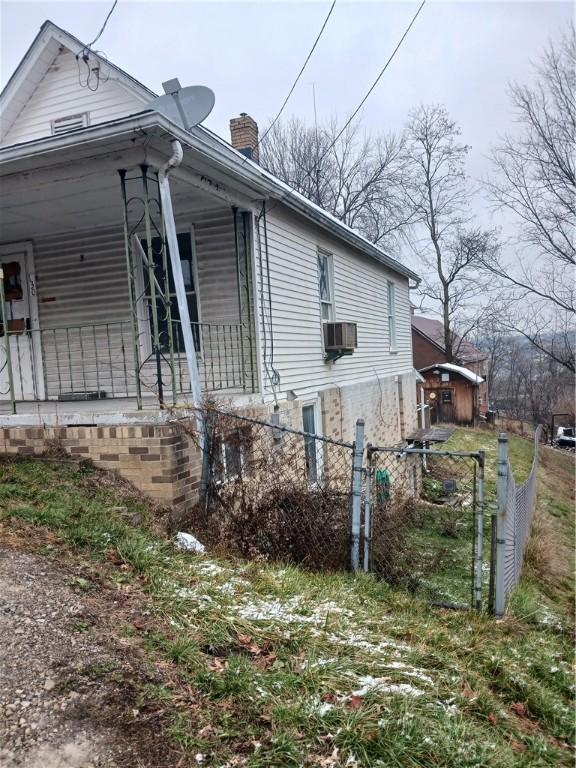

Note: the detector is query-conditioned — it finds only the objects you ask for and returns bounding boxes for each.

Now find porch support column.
[141,165,164,407]
[233,207,247,391]
[118,170,143,409]
[0,266,16,414]
[241,212,256,392]
[156,174,178,406]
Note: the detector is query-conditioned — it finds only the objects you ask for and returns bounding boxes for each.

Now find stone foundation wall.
[318,372,417,447]
[0,423,202,515]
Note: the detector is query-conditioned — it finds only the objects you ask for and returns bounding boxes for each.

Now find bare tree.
[482,25,576,372]
[470,314,512,401]
[260,117,412,249]
[402,104,496,360]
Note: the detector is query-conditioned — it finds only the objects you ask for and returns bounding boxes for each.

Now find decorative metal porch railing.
[0,318,254,410]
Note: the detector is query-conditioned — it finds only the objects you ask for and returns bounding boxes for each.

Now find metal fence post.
[350,418,365,572]
[494,433,509,617]
[363,455,373,573]
[473,450,485,611]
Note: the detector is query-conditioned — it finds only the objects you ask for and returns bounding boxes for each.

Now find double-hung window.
[317,250,334,323]
[387,281,397,352]
[140,230,200,354]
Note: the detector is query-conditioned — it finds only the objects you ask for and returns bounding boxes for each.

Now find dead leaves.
[346,695,364,710]
[235,633,277,670]
[510,702,529,718]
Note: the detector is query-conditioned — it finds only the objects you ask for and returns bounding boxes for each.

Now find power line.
[318,0,426,163]
[259,0,337,146]
[263,0,426,218]
[77,0,118,91]
[84,0,119,51]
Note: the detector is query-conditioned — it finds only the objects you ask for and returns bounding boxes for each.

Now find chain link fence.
[181,407,541,616]
[190,407,356,569]
[364,446,486,610]
[490,426,542,616]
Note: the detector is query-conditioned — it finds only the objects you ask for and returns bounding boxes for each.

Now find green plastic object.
[375,468,390,503]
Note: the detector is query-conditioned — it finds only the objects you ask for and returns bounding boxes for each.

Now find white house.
[0,21,419,511]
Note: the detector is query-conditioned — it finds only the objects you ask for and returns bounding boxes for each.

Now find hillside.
[0,429,573,767]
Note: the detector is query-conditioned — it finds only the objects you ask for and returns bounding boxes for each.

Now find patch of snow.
[304,657,338,669]
[351,676,425,697]
[304,696,335,716]
[233,597,352,625]
[194,561,229,576]
[380,662,434,685]
[175,532,205,553]
[327,633,409,656]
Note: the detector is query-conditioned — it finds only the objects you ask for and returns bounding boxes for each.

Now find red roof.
[412,316,486,363]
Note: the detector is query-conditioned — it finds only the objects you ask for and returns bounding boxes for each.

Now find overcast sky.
[2,1,571,156]
[0,0,572,291]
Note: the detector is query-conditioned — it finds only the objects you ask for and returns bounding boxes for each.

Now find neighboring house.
[0,21,419,513]
[411,315,488,416]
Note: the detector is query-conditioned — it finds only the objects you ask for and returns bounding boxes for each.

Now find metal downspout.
[157,140,205,450]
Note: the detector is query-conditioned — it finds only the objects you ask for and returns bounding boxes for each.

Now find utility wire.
[258,0,337,146]
[318,0,426,163]
[77,0,118,91]
[84,0,119,51]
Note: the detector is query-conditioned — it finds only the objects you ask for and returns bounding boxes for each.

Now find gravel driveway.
[0,547,171,768]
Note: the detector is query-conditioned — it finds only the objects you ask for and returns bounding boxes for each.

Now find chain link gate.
[359,444,486,611]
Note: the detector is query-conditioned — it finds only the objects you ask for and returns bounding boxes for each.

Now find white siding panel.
[257,205,414,400]
[2,47,148,146]
[29,209,247,398]
[192,210,240,326]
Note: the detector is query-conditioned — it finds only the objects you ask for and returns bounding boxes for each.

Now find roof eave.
[0,108,420,283]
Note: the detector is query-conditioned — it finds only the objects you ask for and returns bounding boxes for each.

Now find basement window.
[51,112,90,135]
[212,429,248,485]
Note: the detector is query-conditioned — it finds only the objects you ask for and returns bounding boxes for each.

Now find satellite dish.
[146,81,215,131]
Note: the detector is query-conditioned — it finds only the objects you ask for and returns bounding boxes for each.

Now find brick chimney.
[229,113,259,163]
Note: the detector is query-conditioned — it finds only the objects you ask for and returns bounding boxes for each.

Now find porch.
[0,125,260,419]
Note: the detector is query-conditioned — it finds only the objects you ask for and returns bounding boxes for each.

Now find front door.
[439,389,454,423]
[0,244,41,401]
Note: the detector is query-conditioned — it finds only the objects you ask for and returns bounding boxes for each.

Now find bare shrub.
[188,406,354,570]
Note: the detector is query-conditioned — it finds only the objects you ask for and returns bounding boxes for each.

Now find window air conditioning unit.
[324,322,357,357]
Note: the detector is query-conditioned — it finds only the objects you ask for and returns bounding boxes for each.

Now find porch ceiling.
[0,131,244,243]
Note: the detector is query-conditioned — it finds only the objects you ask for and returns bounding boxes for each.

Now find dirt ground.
[0,545,182,768]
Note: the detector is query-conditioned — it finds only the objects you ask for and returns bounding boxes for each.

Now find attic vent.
[51,112,90,135]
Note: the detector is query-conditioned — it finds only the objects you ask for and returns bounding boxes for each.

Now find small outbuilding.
[418,363,485,426]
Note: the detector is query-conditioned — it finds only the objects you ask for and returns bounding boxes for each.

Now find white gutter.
[0,111,420,284]
[157,139,204,418]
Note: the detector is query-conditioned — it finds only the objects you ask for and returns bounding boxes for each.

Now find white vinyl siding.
[30,209,246,397]
[256,205,413,400]
[2,46,148,146]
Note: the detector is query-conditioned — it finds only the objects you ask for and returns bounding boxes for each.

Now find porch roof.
[0,109,420,284]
